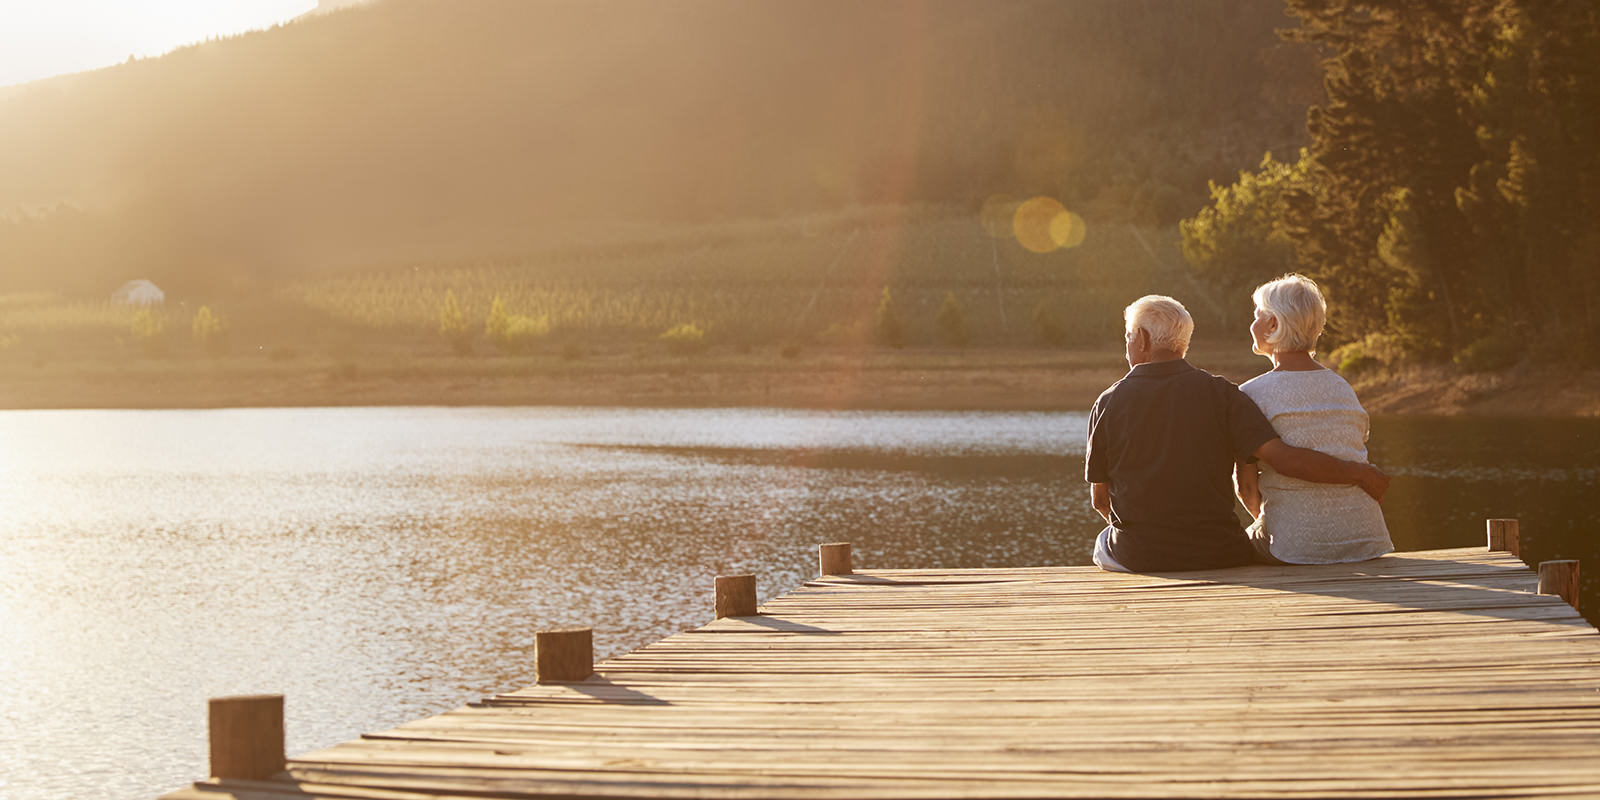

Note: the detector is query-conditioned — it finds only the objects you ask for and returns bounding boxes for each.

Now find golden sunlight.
[0,1,319,88]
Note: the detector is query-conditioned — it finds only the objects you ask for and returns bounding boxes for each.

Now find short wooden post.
[1537,560,1580,611]
[819,542,852,576]
[535,628,593,683]
[208,694,285,781]
[715,574,758,618]
[1486,518,1521,557]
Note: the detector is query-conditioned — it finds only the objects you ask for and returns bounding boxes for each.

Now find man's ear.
[1136,327,1150,351]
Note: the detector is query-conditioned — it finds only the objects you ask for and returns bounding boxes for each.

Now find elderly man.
[1086,295,1388,572]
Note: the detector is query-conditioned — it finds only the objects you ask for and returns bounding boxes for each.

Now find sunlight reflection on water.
[0,408,1595,800]
[0,407,1087,800]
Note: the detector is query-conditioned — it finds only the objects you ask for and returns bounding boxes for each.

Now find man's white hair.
[1252,273,1326,353]
[1124,295,1194,355]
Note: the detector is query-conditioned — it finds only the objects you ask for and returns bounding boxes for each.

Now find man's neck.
[1133,349,1185,367]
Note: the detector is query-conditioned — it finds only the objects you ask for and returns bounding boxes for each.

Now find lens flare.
[1013,196,1066,254]
[1050,210,1087,249]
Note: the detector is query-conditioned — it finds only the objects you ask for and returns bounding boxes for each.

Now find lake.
[0,407,1595,799]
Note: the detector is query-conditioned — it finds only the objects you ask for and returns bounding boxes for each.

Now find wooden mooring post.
[208,694,284,781]
[1539,559,1581,611]
[715,574,758,618]
[167,545,1600,800]
[819,542,852,575]
[535,627,593,683]
[1487,518,1521,557]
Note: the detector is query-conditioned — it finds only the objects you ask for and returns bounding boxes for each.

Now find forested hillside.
[0,0,1313,294]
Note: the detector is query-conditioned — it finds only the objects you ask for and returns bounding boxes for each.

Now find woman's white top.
[1239,368,1393,564]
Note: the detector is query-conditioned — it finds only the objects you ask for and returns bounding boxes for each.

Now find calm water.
[0,407,1595,800]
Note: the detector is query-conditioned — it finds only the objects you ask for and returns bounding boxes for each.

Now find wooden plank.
[161,548,1600,799]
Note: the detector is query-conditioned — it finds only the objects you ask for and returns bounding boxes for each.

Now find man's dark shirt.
[1085,358,1279,571]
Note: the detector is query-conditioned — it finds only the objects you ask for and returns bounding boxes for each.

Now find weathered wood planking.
[163,547,1600,799]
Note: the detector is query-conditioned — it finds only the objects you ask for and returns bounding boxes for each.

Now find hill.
[0,0,1316,295]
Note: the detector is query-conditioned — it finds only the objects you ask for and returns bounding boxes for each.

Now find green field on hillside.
[0,205,1243,365]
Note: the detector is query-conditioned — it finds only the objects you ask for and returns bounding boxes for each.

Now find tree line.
[1183,0,1599,368]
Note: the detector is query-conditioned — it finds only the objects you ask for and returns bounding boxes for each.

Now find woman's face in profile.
[1250,307,1277,356]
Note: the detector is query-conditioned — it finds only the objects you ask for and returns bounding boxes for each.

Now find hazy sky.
[0,0,318,87]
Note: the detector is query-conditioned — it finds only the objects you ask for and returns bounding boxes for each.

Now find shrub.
[875,286,906,348]
[1329,334,1402,376]
[659,322,708,355]
[192,306,226,356]
[1336,352,1379,376]
[130,308,167,356]
[484,295,510,348]
[780,341,802,359]
[438,289,470,355]
[935,291,970,347]
[1453,332,1522,373]
[484,295,550,354]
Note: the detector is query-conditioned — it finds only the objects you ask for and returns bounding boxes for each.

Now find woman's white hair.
[1252,273,1326,353]
[1124,295,1194,354]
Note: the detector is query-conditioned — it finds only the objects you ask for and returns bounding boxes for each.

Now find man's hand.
[1254,438,1390,504]
[1354,463,1389,504]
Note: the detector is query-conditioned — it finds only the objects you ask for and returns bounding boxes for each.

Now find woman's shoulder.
[1238,369,1286,398]
[1240,366,1368,411]
[1311,367,1365,405]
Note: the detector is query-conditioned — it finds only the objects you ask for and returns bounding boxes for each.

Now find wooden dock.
[164,541,1599,799]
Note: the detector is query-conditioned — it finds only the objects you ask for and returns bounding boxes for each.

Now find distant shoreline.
[0,349,1135,412]
[3,346,1593,417]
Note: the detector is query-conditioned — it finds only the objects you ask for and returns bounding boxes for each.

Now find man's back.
[1086,359,1277,571]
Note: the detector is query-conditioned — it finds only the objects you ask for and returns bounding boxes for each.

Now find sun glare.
[1049,210,1087,249]
[1009,196,1087,254]
[981,194,1088,254]
[0,1,318,88]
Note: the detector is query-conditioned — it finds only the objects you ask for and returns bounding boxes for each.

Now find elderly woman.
[1235,274,1393,564]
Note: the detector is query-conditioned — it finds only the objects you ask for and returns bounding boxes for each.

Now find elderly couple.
[1086,274,1392,572]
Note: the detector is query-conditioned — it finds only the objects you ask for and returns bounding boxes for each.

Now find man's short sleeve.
[1225,382,1279,463]
[1085,398,1110,483]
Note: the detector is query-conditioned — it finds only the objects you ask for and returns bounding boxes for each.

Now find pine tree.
[484,294,510,352]
[439,289,469,355]
[130,307,167,356]
[935,291,970,347]
[192,305,226,356]
[875,286,905,348]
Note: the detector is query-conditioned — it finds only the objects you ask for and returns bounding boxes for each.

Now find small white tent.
[112,279,165,306]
